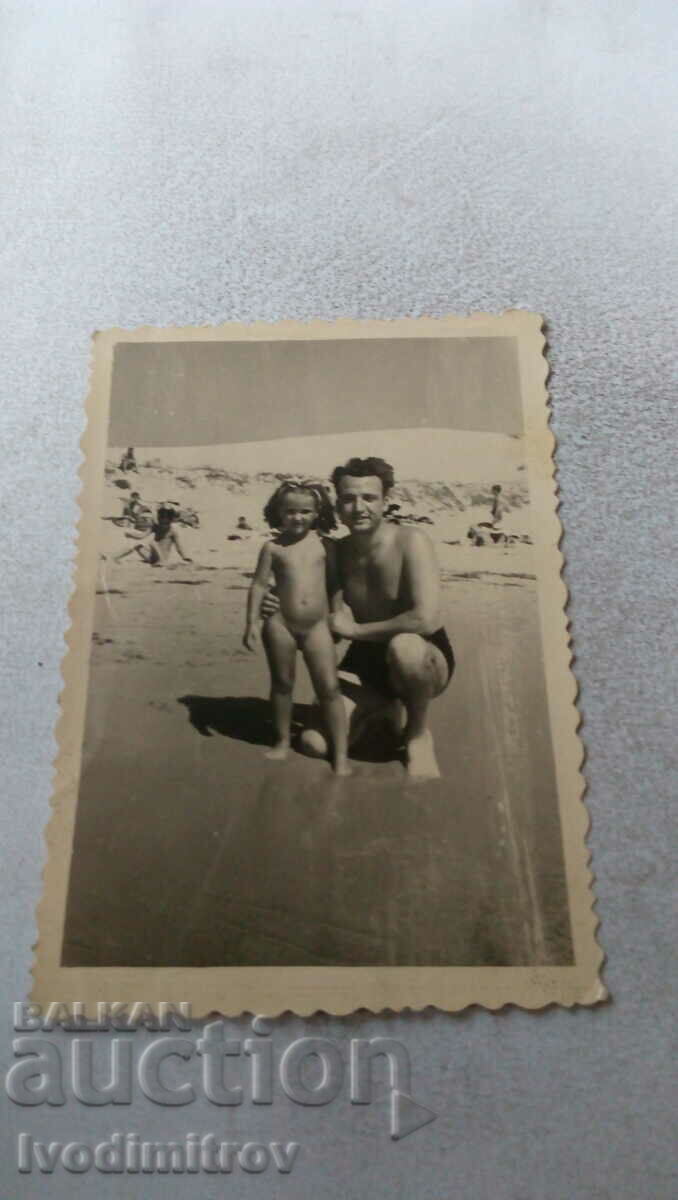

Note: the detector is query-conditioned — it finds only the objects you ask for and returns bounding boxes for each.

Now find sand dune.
[103,440,533,572]
[110,426,525,484]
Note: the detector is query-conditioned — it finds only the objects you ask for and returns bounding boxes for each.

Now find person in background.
[121,490,143,520]
[114,501,192,565]
[489,483,508,526]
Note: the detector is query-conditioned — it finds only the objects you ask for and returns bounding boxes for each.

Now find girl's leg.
[261,614,297,759]
[298,680,389,759]
[302,623,351,775]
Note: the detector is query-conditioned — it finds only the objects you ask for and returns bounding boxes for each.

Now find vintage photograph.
[35,316,604,1012]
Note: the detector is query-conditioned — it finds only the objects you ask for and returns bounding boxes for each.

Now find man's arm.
[332,530,441,642]
[323,539,344,613]
[324,539,346,644]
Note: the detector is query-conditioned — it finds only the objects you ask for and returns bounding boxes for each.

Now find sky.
[108,336,524,446]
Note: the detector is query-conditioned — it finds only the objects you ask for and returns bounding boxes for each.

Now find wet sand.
[62,545,573,968]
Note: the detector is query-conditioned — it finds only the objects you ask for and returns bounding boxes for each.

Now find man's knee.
[315,683,341,703]
[387,633,428,679]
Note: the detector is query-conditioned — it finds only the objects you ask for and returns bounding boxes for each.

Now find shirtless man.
[265,457,454,779]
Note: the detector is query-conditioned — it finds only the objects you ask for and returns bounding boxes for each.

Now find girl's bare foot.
[333,758,353,777]
[265,743,289,761]
[405,730,440,780]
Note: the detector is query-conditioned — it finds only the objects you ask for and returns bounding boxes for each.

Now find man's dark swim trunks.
[339,627,455,698]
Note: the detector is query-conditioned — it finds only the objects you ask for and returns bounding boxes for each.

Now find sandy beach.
[62,460,572,968]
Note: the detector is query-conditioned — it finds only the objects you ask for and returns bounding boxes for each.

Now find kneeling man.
[305,457,454,779]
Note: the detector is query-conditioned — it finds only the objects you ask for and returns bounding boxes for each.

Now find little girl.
[243,479,351,776]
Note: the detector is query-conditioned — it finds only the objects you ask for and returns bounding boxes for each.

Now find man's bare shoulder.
[394,524,434,553]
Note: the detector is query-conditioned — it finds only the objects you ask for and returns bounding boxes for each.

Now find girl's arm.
[323,538,344,612]
[244,542,274,649]
[323,540,345,644]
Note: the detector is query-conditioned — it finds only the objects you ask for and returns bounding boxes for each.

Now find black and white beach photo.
[36,316,602,1012]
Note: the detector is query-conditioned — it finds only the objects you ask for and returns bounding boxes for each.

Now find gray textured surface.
[0,1,675,1197]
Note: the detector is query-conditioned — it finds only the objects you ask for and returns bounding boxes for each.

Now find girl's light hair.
[263,478,337,533]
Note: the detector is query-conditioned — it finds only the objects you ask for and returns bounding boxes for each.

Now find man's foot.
[405,730,441,780]
[265,742,290,761]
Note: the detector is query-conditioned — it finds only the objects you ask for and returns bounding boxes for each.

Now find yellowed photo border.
[33,312,605,1013]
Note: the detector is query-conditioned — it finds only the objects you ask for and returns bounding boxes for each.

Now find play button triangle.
[390,1090,438,1140]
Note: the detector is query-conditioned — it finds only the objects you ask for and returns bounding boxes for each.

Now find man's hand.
[243,624,260,651]
[329,603,358,641]
[259,589,280,620]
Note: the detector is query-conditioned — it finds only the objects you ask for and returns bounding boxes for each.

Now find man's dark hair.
[331,457,395,497]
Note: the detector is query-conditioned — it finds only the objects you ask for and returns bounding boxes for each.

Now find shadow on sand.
[177,694,400,762]
[177,695,309,744]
